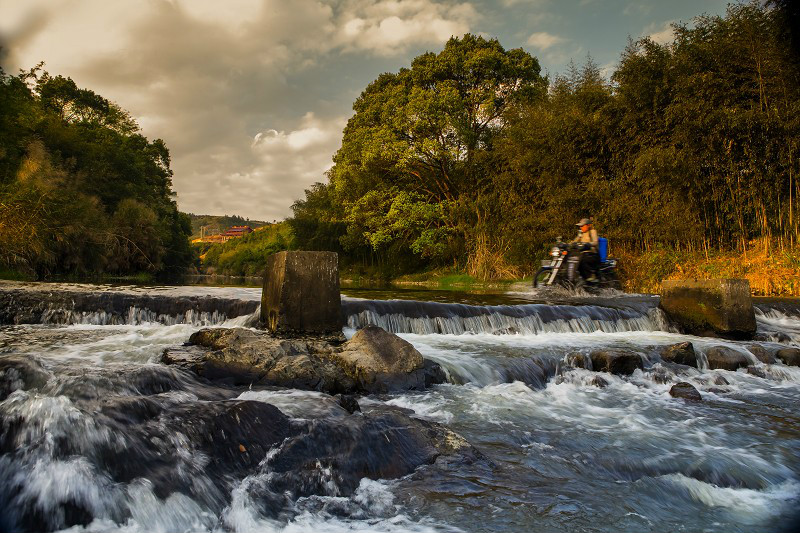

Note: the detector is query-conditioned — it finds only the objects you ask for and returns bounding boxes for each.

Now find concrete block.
[659,279,756,339]
[261,251,342,335]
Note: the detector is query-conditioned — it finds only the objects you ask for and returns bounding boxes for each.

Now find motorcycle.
[532,237,620,289]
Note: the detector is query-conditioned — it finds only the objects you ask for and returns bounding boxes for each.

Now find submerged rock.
[746,365,768,378]
[589,349,643,375]
[336,394,361,413]
[669,382,702,401]
[776,348,800,367]
[660,342,697,367]
[747,344,777,364]
[565,352,588,369]
[2,394,480,533]
[705,346,749,371]
[0,356,51,401]
[712,374,730,386]
[162,326,445,394]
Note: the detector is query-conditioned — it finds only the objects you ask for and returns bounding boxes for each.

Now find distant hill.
[188,214,269,239]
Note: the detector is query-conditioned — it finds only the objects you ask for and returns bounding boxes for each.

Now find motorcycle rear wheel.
[533,268,552,288]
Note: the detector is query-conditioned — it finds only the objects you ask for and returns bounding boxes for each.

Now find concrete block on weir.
[260,251,343,335]
[659,278,756,340]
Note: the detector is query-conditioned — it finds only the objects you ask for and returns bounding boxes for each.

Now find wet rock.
[659,279,756,339]
[163,326,444,394]
[0,356,51,401]
[589,349,643,375]
[337,394,361,413]
[712,374,730,386]
[423,359,447,387]
[265,405,482,497]
[706,387,729,394]
[566,352,588,369]
[591,376,609,388]
[261,251,342,335]
[660,342,697,367]
[164,328,355,392]
[669,382,702,401]
[747,344,777,364]
[328,325,430,393]
[650,367,673,385]
[776,348,800,367]
[705,346,749,371]
[746,366,768,378]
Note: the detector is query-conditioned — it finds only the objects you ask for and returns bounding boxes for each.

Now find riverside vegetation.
[3,2,798,294]
[0,66,193,280]
[285,1,800,294]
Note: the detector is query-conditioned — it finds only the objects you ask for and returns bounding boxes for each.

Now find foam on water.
[660,474,800,520]
[2,287,800,532]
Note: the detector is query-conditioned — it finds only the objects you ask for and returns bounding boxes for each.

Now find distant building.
[222,225,253,238]
[194,225,253,243]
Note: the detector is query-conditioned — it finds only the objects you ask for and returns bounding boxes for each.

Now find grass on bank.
[617,241,800,296]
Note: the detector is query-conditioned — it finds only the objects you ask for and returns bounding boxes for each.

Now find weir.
[342,298,670,335]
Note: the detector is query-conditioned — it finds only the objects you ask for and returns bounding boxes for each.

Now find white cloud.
[253,113,342,153]
[331,0,477,55]
[643,20,675,45]
[526,31,566,50]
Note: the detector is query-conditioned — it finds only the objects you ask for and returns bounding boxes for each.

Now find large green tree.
[298,34,546,273]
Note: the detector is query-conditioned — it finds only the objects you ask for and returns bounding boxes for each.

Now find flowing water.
[1,283,800,532]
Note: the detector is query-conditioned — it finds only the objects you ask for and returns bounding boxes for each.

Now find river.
[1,282,799,532]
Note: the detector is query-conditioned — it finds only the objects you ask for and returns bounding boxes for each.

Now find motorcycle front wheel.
[533,268,552,288]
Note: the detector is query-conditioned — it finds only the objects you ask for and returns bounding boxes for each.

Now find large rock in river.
[327,325,429,393]
[162,326,445,394]
[660,342,698,367]
[261,251,343,335]
[705,345,749,371]
[659,279,756,339]
[590,349,643,375]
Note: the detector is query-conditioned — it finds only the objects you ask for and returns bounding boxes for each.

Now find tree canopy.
[0,66,192,278]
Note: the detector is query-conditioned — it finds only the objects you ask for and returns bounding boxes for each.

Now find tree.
[321,34,546,268]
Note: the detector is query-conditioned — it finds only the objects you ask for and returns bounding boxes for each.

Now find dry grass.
[465,234,523,281]
[617,240,800,296]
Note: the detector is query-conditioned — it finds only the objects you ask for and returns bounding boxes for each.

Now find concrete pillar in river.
[659,278,756,340]
[260,251,343,335]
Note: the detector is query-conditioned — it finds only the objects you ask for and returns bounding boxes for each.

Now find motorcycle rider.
[571,218,599,282]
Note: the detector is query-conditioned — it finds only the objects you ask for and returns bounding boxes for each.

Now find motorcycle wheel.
[533,268,552,288]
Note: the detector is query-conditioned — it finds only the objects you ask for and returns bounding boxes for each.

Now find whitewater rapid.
[1,284,799,532]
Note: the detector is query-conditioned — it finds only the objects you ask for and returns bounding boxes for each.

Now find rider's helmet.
[576,218,591,228]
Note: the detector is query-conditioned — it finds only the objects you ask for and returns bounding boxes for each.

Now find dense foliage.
[291,3,800,279]
[197,223,292,277]
[0,66,193,279]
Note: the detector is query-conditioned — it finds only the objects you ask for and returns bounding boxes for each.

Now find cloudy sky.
[0,0,730,221]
